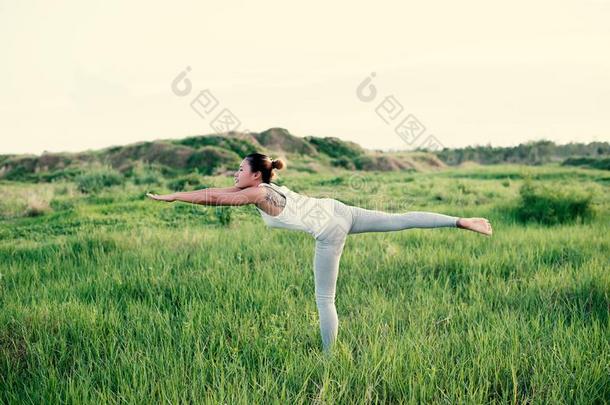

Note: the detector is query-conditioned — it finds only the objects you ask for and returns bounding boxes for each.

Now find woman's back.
[255,182,287,217]
[255,182,337,239]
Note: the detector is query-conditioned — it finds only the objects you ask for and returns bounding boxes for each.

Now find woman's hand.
[146,192,175,202]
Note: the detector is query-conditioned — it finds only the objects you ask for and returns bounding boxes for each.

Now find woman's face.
[233,158,260,188]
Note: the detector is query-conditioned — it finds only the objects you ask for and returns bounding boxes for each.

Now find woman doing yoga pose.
[146,153,493,353]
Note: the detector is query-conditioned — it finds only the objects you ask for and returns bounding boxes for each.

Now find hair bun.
[271,158,284,170]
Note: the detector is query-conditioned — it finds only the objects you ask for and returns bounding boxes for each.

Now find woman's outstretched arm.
[146,186,263,206]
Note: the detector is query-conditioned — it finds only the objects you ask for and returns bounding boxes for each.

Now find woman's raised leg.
[347,205,460,234]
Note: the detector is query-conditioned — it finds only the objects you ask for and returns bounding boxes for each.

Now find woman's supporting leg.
[312,235,347,354]
[347,205,460,234]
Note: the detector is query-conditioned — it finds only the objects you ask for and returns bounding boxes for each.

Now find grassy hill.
[0,128,452,182]
[0,127,452,184]
[2,130,607,186]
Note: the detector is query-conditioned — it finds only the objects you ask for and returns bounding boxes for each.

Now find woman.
[147,152,492,354]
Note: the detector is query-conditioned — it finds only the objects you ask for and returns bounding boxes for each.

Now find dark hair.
[245,153,285,183]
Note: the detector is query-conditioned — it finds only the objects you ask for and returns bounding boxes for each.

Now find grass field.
[1,164,609,403]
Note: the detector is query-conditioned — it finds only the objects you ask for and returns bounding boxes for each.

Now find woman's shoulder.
[258,182,287,189]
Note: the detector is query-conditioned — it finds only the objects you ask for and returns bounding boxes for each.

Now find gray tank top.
[255,182,336,239]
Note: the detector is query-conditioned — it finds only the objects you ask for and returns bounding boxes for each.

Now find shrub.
[305,136,364,159]
[352,155,374,170]
[514,180,595,225]
[33,167,83,183]
[174,135,258,157]
[104,141,195,169]
[166,174,209,191]
[1,156,38,181]
[185,146,241,175]
[75,167,124,193]
[561,157,610,171]
[330,157,356,170]
[125,162,163,186]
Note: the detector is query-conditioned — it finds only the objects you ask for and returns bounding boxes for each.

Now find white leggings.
[312,200,460,354]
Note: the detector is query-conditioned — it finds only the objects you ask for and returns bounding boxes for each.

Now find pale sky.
[1,0,609,155]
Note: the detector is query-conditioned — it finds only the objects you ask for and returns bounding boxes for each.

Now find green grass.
[0,165,608,403]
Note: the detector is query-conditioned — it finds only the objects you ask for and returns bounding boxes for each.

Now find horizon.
[1,0,609,155]
[2,129,608,158]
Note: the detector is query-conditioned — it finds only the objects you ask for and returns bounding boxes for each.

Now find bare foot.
[456,218,493,236]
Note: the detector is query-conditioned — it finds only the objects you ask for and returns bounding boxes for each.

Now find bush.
[166,174,209,192]
[124,162,163,186]
[514,180,595,225]
[75,167,124,194]
[561,157,610,171]
[330,156,356,170]
[174,135,258,157]
[185,146,241,175]
[32,167,83,183]
[352,155,374,170]
[305,136,364,159]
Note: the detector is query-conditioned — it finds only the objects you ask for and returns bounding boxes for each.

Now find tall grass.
[514,180,595,225]
[75,166,124,194]
[0,165,608,403]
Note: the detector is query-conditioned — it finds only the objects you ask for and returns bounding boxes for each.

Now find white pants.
[312,200,460,354]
